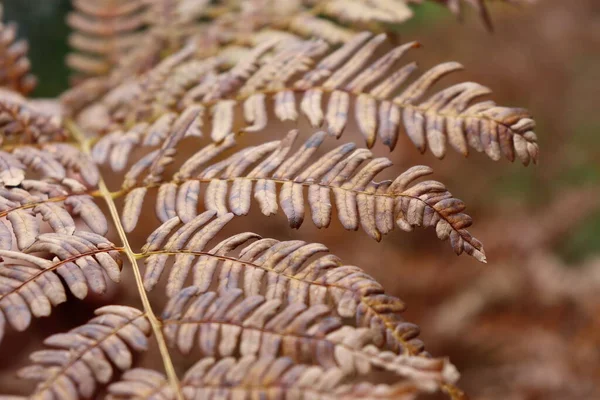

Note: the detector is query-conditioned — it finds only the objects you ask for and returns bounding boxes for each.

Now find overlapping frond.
[64,0,504,88]
[135,210,423,354]
[0,140,119,343]
[285,13,356,44]
[312,0,504,30]
[0,89,68,147]
[76,39,272,134]
[0,232,122,343]
[213,0,503,44]
[0,8,36,96]
[63,0,215,112]
[161,288,458,384]
[146,0,212,31]
[107,355,436,400]
[84,33,538,165]
[67,0,150,79]
[14,306,150,400]
[317,0,415,25]
[0,143,103,246]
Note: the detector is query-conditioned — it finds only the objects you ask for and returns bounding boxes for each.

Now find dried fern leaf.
[0,144,105,250]
[0,89,67,147]
[61,1,179,117]
[87,34,538,165]
[0,262,65,343]
[0,232,122,343]
[210,0,496,50]
[120,130,485,261]
[67,0,150,79]
[0,4,537,399]
[288,13,355,44]
[60,34,166,117]
[61,0,515,116]
[63,0,216,113]
[0,10,36,96]
[137,211,424,354]
[15,305,150,400]
[0,135,117,344]
[317,0,507,31]
[160,288,458,385]
[146,0,211,30]
[319,0,414,25]
[74,41,206,136]
[60,76,113,117]
[107,355,435,400]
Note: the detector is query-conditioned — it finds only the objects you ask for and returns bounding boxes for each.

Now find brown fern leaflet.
[0,7,36,96]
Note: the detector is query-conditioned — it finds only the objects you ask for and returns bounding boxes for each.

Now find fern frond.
[317,0,415,25]
[287,13,356,44]
[0,90,68,147]
[0,3,542,399]
[0,140,120,343]
[111,41,209,130]
[146,0,211,31]
[134,210,422,354]
[160,288,458,384]
[64,0,214,109]
[60,37,166,117]
[0,183,106,249]
[15,305,150,399]
[0,232,122,342]
[107,355,437,399]
[118,130,485,260]
[67,0,150,79]
[220,34,537,163]
[77,39,272,135]
[0,261,66,345]
[61,0,510,117]
[312,0,506,31]
[0,143,104,250]
[0,9,36,96]
[85,33,538,164]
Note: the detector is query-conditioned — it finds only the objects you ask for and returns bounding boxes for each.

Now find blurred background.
[2,0,599,399]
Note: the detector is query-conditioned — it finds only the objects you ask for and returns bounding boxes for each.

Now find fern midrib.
[67,120,184,400]
[123,177,416,199]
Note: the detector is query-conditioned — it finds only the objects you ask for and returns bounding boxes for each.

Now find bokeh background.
[1,0,599,399]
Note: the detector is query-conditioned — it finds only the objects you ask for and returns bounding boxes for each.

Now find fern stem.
[66,120,184,400]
